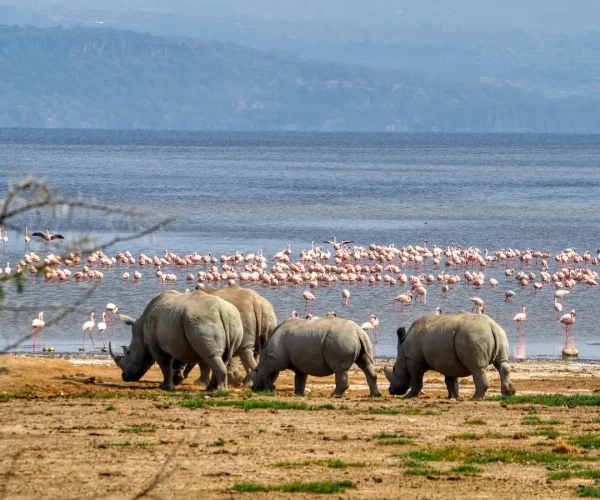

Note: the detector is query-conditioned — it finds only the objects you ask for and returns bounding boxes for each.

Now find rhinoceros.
[182,286,277,386]
[252,317,381,397]
[110,290,243,391]
[384,312,516,399]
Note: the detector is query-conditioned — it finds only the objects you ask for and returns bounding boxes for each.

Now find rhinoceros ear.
[396,327,407,344]
[119,314,136,326]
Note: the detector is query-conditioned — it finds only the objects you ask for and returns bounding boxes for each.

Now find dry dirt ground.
[2,355,600,499]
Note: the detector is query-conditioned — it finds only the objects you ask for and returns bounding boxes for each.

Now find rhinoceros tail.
[357,327,376,365]
[489,319,510,365]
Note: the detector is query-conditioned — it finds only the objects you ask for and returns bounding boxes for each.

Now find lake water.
[1,129,600,360]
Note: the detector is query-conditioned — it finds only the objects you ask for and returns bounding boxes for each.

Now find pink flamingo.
[31,312,45,351]
[560,310,576,335]
[341,289,350,306]
[361,315,379,344]
[553,297,563,320]
[513,307,527,331]
[470,297,484,313]
[392,291,412,311]
[505,290,515,302]
[291,310,299,318]
[435,307,442,315]
[303,291,315,310]
[81,312,96,351]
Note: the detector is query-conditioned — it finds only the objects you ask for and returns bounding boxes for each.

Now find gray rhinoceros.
[384,312,516,399]
[182,285,277,386]
[110,290,243,391]
[252,317,381,397]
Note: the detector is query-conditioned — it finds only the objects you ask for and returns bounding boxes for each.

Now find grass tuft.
[232,480,355,494]
[178,399,339,411]
[464,419,487,425]
[577,486,600,498]
[448,464,482,475]
[271,459,365,469]
[570,434,600,449]
[120,427,155,434]
[491,394,600,407]
[105,405,116,412]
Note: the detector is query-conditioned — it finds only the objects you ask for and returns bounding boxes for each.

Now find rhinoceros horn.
[109,341,124,368]
[383,366,393,382]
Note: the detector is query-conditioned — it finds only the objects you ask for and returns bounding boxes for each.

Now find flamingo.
[291,310,299,318]
[303,290,315,310]
[513,306,527,331]
[560,310,576,335]
[31,227,65,246]
[505,290,515,302]
[97,312,107,347]
[81,312,96,350]
[106,303,119,326]
[361,315,379,343]
[470,297,484,313]
[341,289,350,306]
[554,289,570,305]
[4,262,11,275]
[24,227,31,249]
[553,297,563,320]
[435,307,442,315]
[31,312,45,351]
[392,291,412,310]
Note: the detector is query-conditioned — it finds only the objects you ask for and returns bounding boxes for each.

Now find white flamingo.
[31,312,45,351]
[81,312,96,350]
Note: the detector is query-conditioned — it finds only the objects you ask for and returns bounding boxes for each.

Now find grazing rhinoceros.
[110,290,243,391]
[252,317,381,397]
[182,286,277,386]
[384,312,516,400]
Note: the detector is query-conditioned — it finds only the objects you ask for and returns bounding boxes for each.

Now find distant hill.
[1,25,600,132]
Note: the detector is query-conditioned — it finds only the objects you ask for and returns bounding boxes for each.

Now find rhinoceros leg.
[471,369,490,400]
[444,376,460,399]
[205,356,228,392]
[494,360,516,396]
[405,360,425,398]
[172,359,186,386]
[148,344,175,391]
[190,361,211,387]
[237,349,258,386]
[332,371,350,397]
[294,372,308,396]
[355,358,381,397]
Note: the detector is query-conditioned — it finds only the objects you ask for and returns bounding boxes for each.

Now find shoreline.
[4,350,600,367]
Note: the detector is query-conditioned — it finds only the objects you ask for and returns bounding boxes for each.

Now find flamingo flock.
[6,235,598,356]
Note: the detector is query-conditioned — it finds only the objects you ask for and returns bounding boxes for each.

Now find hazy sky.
[3,0,599,33]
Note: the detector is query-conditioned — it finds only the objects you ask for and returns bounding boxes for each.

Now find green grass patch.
[373,432,414,445]
[104,405,116,412]
[232,480,355,494]
[491,394,600,407]
[258,428,266,433]
[448,464,482,475]
[397,446,597,465]
[0,391,34,401]
[208,440,225,447]
[271,459,365,469]
[464,419,487,425]
[404,468,431,476]
[178,399,339,411]
[403,408,422,415]
[366,407,400,415]
[577,486,600,498]
[534,427,560,438]
[523,417,561,426]
[594,417,600,424]
[570,434,600,449]
[120,427,155,434]
[549,469,600,480]
[110,440,133,447]
[448,433,479,440]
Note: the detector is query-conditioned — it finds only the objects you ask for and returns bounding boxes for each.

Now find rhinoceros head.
[252,334,277,392]
[384,326,411,396]
[109,314,154,382]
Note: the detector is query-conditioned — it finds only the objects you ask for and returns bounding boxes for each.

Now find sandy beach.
[2,355,600,499]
